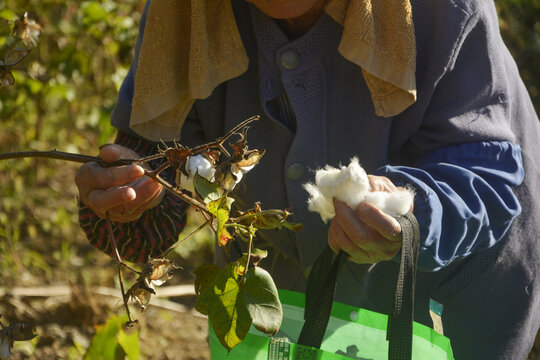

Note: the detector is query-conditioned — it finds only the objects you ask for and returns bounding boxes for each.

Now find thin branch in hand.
[189,115,260,158]
[118,266,138,327]
[160,218,211,258]
[0,149,139,167]
[105,213,140,275]
[143,170,208,213]
[106,212,140,326]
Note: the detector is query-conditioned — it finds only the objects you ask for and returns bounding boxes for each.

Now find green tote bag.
[209,213,454,360]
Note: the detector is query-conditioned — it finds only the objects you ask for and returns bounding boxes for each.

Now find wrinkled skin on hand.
[328,175,413,264]
[75,144,163,222]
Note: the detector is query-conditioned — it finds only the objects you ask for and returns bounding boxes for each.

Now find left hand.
[328,175,410,264]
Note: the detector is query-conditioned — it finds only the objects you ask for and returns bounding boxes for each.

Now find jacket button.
[286,163,305,181]
[280,49,300,70]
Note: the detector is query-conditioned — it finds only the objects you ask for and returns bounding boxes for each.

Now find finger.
[367,175,398,193]
[107,207,144,222]
[107,188,162,223]
[356,202,402,242]
[114,177,163,215]
[333,198,371,244]
[100,144,140,162]
[90,162,145,190]
[87,186,137,216]
[328,219,369,259]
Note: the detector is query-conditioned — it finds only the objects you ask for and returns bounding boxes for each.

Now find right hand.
[75,144,163,222]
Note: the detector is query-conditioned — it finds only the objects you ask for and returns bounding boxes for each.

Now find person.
[75,0,540,358]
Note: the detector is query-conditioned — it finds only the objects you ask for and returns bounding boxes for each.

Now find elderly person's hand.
[75,144,163,222]
[328,175,410,264]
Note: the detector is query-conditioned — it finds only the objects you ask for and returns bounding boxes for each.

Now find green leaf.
[195,263,252,351]
[84,315,126,360]
[193,173,222,204]
[0,9,17,21]
[193,263,220,296]
[243,267,282,336]
[237,248,268,273]
[82,1,109,24]
[207,196,235,246]
[117,328,140,360]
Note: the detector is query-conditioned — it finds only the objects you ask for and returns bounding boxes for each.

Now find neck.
[278,0,327,38]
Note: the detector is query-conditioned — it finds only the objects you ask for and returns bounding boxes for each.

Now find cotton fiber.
[177,154,216,193]
[304,158,414,222]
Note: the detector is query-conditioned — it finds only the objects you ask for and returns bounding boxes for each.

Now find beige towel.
[130,0,416,141]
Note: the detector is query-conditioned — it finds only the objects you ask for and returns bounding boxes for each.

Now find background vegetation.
[0,0,538,358]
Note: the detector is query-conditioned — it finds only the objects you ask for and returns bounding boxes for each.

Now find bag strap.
[297,247,347,349]
[387,212,420,360]
[297,212,420,360]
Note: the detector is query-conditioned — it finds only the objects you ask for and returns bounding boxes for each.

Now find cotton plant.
[0,116,304,352]
[304,157,414,222]
[176,154,217,193]
[176,149,260,193]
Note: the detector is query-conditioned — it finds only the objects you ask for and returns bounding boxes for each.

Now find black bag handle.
[297,212,420,360]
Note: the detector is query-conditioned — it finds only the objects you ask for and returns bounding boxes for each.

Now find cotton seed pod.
[175,154,216,193]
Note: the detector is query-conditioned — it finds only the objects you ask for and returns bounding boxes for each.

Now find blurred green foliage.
[496,0,540,112]
[0,0,146,285]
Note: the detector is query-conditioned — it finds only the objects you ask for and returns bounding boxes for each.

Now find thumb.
[99,144,140,162]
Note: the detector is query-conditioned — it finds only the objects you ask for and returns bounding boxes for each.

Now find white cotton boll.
[222,164,243,191]
[304,157,414,222]
[304,158,370,222]
[364,188,414,217]
[328,158,370,208]
[305,182,335,222]
[177,154,216,193]
[187,154,215,180]
[238,163,256,174]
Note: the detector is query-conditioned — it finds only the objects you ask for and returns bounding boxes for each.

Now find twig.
[0,150,138,167]
[105,213,140,275]
[229,209,287,223]
[117,266,137,325]
[143,170,208,213]
[243,229,254,281]
[189,115,260,158]
[105,212,140,325]
[160,218,211,258]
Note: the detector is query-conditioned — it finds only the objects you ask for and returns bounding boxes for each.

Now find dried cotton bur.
[0,315,37,360]
[175,124,266,194]
[12,12,43,47]
[304,157,414,222]
[126,259,179,312]
[0,48,30,86]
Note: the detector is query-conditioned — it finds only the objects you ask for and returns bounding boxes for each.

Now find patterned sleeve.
[78,130,188,263]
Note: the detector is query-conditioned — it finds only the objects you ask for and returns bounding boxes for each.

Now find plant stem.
[229,209,287,223]
[243,230,254,282]
[143,170,208,213]
[117,266,137,326]
[105,213,141,275]
[0,150,138,167]
[160,218,211,258]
